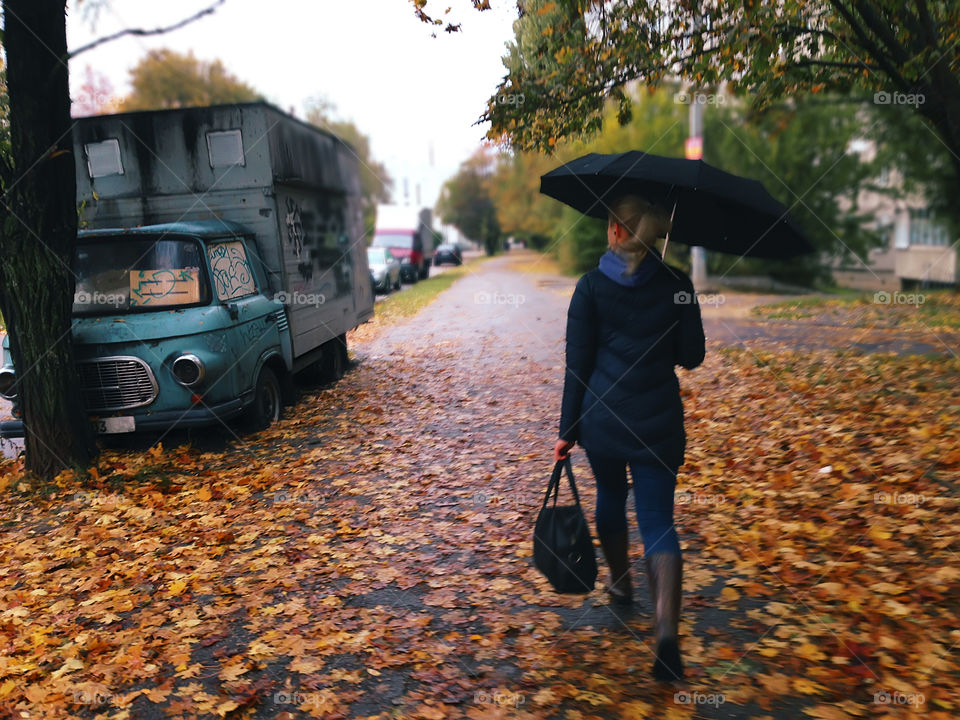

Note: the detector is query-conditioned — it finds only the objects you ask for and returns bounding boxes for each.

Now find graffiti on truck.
[129,268,200,306]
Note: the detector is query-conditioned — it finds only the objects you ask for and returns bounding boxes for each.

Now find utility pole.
[687,97,708,289]
[686,3,709,291]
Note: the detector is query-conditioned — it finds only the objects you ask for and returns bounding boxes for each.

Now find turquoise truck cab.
[0,103,373,438]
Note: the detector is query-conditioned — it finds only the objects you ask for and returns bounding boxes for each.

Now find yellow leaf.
[289,656,324,674]
[797,643,827,661]
[216,700,240,716]
[167,579,188,596]
[759,673,791,694]
[803,703,851,720]
[51,657,84,679]
[24,685,47,703]
[621,700,654,718]
[197,487,212,502]
[144,685,171,703]
[721,586,740,601]
[218,662,248,682]
[793,678,825,695]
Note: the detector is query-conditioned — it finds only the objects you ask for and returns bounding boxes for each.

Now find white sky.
[65,0,519,208]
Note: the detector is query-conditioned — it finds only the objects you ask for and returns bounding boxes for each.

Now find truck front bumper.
[0,398,246,439]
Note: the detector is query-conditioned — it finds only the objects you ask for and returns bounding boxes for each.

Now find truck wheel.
[321,335,348,383]
[246,367,282,430]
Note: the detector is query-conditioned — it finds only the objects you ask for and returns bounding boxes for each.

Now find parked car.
[367,247,401,293]
[372,205,434,282]
[433,243,463,266]
[0,102,373,438]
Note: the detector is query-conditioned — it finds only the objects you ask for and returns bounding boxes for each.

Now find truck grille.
[79,357,158,412]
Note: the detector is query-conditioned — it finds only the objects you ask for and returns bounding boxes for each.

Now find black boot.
[599,532,632,605]
[645,552,684,681]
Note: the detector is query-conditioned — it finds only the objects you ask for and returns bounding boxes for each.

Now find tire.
[245,366,282,430]
[321,335,347,383]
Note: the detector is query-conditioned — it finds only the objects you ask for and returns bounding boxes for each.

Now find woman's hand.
[554,439,575,462]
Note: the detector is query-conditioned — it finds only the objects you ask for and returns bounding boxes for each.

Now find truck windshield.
[73,236,209,315]
[372,233,413,249]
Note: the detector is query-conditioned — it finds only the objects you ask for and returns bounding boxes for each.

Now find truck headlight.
[0,368,17,399]
[172,354,205,387]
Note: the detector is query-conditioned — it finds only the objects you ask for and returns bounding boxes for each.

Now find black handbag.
[533,458,597,594]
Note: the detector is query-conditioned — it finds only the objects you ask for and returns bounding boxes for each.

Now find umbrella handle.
[661,199,678,257]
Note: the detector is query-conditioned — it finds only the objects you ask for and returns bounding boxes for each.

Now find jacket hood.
[598,248,661,287]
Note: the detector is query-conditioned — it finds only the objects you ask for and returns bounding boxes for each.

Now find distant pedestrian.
[554,193,705,682]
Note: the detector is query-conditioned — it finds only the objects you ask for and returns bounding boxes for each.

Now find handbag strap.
[541,458,583,508]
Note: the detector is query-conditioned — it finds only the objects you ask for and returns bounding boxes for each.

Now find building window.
[908,209,950,246]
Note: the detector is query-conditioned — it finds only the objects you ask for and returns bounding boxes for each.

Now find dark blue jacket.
[559,250,705,469]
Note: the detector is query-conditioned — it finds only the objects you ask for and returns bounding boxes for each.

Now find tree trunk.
[919,62,960,228]
[0,0,96,478]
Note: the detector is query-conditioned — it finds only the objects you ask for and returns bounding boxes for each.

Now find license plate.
[94,416,135,434]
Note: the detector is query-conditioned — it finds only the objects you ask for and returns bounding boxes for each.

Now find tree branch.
[847,0,912,65]
[770,23,842,41]
[914,0,941,49]
[68,0,227,59]
[791,59,880,71]
[828,0,914,91]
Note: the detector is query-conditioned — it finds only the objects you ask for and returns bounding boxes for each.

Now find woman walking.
[554,194,705,682]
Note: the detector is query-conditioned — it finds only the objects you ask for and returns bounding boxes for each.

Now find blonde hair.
[607,194,672,273]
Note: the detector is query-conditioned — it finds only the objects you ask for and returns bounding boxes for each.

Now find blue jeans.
[586,452,681,556]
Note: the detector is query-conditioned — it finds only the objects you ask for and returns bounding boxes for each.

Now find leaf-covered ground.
[0,253,958,719]
[750,291,960,332]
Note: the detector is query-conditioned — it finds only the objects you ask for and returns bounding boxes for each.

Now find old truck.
[0,102,373,437]
[371,204,434,283]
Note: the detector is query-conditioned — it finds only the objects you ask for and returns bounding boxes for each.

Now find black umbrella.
[539,151,814,259]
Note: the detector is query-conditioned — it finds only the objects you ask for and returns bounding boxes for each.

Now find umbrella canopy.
[540,151,814,259]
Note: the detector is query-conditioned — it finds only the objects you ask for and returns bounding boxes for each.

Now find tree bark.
[0,0,96,478]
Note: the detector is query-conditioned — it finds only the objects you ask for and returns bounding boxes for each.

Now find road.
[1,252,956,719]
